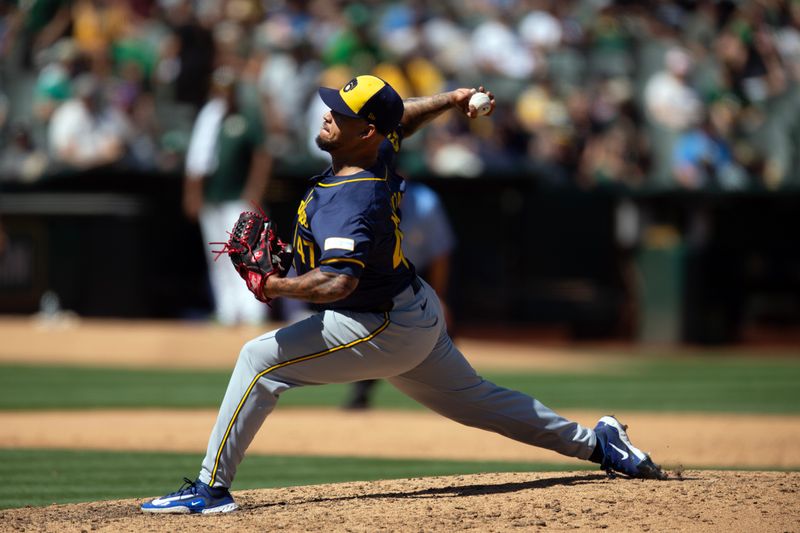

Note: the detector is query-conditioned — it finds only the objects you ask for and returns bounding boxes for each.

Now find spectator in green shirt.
[184,66,274,326]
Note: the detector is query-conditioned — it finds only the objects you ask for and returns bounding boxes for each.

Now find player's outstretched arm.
[263,269,358,304]
[401,87,495,138]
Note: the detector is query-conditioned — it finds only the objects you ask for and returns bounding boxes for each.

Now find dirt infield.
[2,317,799,468]
[0,317,633,372]
[2,317,799,531]
[2,408,799,468]
[2,471,798,532]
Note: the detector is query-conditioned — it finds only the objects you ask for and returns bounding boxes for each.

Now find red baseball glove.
[212,209,293,304]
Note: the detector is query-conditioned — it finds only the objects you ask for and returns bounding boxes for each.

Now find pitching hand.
[451,87,496,118]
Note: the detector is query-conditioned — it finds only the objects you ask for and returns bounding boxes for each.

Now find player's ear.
[360,123,376,138]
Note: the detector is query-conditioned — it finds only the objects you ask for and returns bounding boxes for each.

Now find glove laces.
[209,202,268,262]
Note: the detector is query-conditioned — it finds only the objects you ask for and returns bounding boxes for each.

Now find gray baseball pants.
[199,278,597,488]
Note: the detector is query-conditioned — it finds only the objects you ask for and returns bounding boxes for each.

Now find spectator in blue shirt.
[672,104,747,190]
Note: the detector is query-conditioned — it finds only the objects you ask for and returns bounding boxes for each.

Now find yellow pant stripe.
[209,312,391,486]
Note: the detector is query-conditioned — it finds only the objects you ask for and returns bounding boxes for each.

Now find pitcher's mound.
[2,471,798,532]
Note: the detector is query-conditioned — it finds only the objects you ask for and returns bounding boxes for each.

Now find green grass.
[0,449,594,509]
[0,355,798,413]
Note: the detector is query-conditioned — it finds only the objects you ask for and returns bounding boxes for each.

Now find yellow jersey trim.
[321,257,366,268]
[317,177,385,187]
[209,313,391,486]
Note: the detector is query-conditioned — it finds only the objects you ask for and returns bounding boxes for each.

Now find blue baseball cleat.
[594,415,667,480]
[141,478,238,514]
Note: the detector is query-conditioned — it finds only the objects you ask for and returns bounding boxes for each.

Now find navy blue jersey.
[292,131,416,311]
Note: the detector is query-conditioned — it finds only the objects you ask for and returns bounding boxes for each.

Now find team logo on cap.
[343,78,358,92]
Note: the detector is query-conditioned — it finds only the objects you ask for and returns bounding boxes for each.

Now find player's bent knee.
[237,338,279,371]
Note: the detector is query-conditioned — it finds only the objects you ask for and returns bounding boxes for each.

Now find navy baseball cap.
[319,75,404,135]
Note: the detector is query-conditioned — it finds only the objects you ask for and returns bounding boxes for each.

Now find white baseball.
[469,92,492,116]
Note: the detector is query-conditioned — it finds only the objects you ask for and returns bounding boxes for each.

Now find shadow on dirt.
[248,473,610,510]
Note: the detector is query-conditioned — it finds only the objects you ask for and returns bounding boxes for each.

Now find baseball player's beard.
[315,134,339,153]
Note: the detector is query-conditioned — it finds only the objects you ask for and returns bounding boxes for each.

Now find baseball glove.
[212,209,293,304]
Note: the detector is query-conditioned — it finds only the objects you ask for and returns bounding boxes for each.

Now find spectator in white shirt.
[47,73,131,169]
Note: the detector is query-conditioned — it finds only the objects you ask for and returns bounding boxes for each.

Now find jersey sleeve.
[311,196,374,278]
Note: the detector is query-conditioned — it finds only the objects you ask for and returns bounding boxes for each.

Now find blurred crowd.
[1,0,800,191]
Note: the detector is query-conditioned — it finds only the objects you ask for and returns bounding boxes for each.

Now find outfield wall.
[1,169,799,343]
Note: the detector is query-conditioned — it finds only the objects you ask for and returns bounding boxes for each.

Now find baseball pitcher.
[142,75,665,514]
